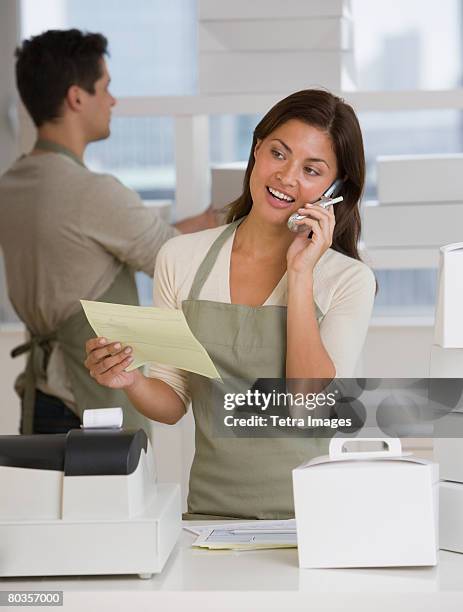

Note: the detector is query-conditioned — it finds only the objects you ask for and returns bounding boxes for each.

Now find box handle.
[329,437,402,460]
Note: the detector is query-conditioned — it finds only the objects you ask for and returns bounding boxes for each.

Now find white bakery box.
[434,414,463,554]
[293,437,439,568]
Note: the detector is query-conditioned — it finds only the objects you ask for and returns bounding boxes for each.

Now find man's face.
[80,59,116,142]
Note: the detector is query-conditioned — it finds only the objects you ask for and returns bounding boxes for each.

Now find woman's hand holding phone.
[286,202,336,275]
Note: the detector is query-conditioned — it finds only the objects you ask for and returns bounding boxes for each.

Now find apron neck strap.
[35,138,86,168]
[187,218,245,301]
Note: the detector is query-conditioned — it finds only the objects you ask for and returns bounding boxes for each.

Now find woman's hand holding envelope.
[84,337,139,389]
[84,336,188,425]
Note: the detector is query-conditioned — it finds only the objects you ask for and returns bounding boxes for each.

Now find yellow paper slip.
[80,300,221,379]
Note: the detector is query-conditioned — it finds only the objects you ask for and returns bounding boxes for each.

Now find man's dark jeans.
[20,389,81,434]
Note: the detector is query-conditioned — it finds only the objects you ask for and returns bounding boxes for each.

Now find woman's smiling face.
[249,118,338,226]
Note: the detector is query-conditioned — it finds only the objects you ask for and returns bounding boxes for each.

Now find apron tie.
[11,331,57,435]
[9,265,149,434]
[11,331,57,359]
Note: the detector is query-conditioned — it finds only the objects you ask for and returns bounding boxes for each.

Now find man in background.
[0,29,215,434]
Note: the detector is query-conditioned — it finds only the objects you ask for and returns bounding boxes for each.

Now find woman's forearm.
[286,271,336,380]
[125,370,187,425]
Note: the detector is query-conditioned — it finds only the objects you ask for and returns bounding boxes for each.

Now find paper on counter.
[182,523,204,536]
[81,300,221,379]
[187,519,297,550]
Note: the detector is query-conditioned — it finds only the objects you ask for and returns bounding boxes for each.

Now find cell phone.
[322,178,344,200]
[287,178,344,233]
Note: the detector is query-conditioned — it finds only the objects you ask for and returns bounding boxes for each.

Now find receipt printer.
[0,428,181,578]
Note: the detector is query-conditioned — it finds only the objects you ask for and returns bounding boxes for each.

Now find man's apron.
[12,139,149,434]
[13,265,150,434]
[182,220,329,520]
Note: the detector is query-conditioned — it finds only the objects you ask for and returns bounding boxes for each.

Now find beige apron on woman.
[182,219,329,520]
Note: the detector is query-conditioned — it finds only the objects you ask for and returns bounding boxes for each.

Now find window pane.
[85,116,175,201]
[372,269,438,316]
[360,110,463,200]
[136,273,154,306]
[21,0,197,96]
[352,0,462,90]
[210,114,262,164]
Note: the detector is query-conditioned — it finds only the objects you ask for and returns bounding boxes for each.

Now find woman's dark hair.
[15,29,108,127]
[226,89,366,262]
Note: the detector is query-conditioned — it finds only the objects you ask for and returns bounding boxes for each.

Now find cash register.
[0,426,181,578]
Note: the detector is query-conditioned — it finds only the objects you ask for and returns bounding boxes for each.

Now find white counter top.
[2,527,463,611]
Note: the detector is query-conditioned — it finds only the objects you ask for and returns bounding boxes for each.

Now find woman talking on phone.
[84,89,376,520]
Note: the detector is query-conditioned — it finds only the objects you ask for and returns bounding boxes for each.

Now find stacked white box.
[430,242,463,554]
[377,154,463,205]
[363,201,463,248]
[430,345,463,377]
[434,244,463,348]
[199,0,351,20]
[199,0,355,94]
[363,154,463,250]
[440,482,463,553]
[435,433,463,484]
[199,18,353,52]
[433,372,463,555]
[211,162,246,210]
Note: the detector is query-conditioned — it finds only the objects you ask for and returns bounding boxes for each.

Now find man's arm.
[174,205,220,233]
[81,176,219,276]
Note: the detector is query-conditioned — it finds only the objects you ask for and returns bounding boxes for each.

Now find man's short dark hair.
[15,29,108,127]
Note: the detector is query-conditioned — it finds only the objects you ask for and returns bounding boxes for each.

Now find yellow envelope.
[81,300,221,379]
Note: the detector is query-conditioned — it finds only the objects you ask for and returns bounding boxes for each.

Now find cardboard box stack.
[431,243,463,553]
[199,0,355,94]
[363,154,463,248]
